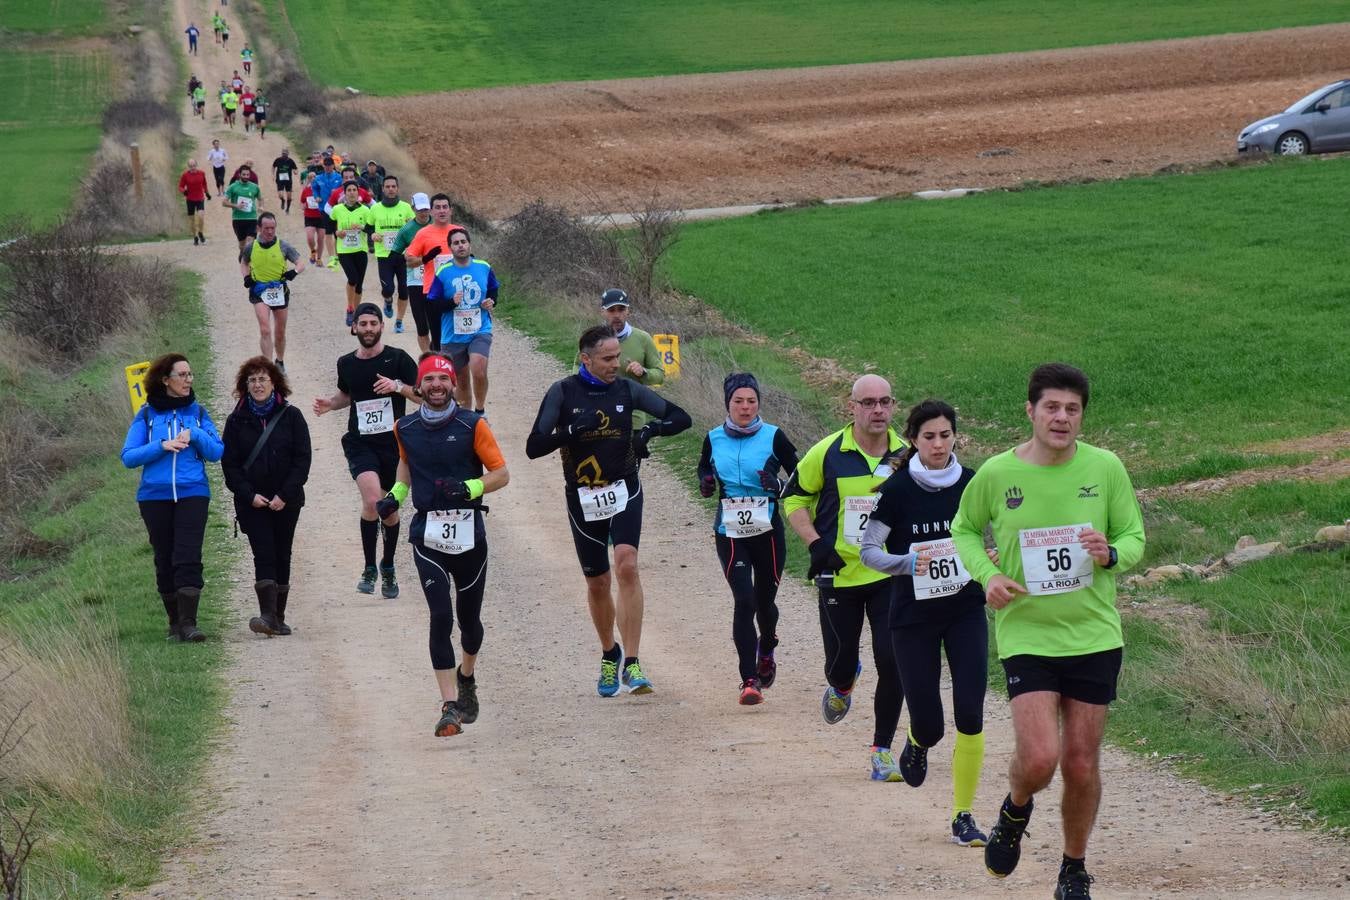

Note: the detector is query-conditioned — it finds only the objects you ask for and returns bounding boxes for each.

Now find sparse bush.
[496,201,627,296]
[100,98,175,135]
[267,70,329,120]
[625,200,684,299]
[323,104,376,137]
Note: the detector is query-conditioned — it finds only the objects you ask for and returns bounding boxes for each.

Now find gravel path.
[123,2,1350,896]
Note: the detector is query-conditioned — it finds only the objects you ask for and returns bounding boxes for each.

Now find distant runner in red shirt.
[178,158,211,245]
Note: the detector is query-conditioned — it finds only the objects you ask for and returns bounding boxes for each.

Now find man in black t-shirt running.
[526,325,691,698]
[313,303,420,598]
[272,148,298,214]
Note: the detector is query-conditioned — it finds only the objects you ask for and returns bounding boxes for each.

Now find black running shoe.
[1054,868,1094,899]
[899,736,928,787]
[457,669,479,724]
[434,700,462,737]
[985,796,1033,878]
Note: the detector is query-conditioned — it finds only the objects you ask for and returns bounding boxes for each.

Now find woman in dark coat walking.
[221,356,312,635]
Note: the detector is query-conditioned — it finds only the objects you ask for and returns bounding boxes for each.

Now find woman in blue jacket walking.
[121,353,224,642]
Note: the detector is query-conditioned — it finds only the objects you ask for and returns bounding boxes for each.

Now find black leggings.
[408,286,440,349]
[338,252,367,292]
[139,496,210,593]
[236,502,302,583]
[892,604,987,747]
[377,255,407,301]
[715,520,785,681]
[818,579,903,749]
[412,540,487,670]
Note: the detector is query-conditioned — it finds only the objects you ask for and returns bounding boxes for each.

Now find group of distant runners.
[160,31,1141,897]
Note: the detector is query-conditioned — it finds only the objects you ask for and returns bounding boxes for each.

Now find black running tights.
[412,541,487,670]
[818,579,903,749]
[891,603,987,748]
[715,520,785,681]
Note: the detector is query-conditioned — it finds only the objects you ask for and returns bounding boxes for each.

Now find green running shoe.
[597,656,620,697]
[870,747,902,782]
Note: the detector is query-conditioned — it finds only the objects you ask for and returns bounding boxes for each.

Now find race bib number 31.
[842,494,879,546]
[578,481,629,522]
[722,496,771,538]
[1018,523,1094,596]
[355,397,394,435]
[424,509,474,554]
[910,537,970,600]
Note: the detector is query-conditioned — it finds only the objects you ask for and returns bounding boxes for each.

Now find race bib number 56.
[1018,523,1094,596]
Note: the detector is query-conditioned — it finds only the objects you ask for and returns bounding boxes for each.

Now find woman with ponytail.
[696,373,799,706]
[859,399,992,847]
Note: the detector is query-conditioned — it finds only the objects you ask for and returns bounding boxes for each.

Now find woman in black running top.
[859,399,992,849]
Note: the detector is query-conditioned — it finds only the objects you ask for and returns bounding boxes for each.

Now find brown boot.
[249,580,280,636]
[161,592,180,640]
[176,587,206,642]
[274,584,293,635]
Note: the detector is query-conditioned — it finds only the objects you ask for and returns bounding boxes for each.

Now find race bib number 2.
[842,494,879,546]
[578,481,629,522]
[1018,523,1094,596]
[910,537,970,600]
[424,509,474,554]
[355,397,393,435]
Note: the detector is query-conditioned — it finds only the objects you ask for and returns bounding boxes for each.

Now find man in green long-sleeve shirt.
[599,289,664,387]
[950,362,1144,900]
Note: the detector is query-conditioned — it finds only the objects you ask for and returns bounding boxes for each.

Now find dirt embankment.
[367,23,1350,217]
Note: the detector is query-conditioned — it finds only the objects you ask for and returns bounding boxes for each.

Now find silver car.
[1237,79,1350,156]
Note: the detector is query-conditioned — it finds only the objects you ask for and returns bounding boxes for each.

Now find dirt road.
[129,3,1350,897]
[369,24,1350,218]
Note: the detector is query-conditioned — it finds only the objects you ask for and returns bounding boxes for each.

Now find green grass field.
[0,49,114,225]
[258,0,1350,94]
[0,277,233,897]
[666,158,1350,481]
[0,0,107,34]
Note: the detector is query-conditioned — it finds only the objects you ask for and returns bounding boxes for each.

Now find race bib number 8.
[910,537,970,600]
[578,481,629,522]
[355,397,394,435]
[260,285,285,308]
[1018,523,1095,596]
[453,306,482,335]
[722,496,771,538]
[842,494,879,546]
[424,509,474,554]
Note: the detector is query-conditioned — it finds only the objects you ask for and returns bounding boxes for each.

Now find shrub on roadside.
[101,99,176,135]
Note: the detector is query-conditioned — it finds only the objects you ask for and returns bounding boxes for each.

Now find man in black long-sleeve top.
[527,324,692,698]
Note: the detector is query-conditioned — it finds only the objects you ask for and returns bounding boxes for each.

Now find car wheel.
[1275,132,1309,156]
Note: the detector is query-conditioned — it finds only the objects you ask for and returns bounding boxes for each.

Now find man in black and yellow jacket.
[783,374,908,782]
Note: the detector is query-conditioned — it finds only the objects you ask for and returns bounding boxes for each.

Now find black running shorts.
[232,219,258,241]
[564,475,643,577]
[342,433,400,490]
[1001,647,1123,705]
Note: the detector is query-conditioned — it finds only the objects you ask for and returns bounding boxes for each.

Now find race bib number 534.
[1018,524,1094,596]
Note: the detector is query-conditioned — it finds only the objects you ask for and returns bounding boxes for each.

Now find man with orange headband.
[377,353,510,737]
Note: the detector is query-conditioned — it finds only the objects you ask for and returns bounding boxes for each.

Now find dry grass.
[0,607,131,797]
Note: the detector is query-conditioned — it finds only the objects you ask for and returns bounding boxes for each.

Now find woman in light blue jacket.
[121,353,224,642]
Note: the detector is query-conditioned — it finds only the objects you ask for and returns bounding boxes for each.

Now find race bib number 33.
[453,306,482,335]
[1018,523,1094,596]
[910,537,970,600]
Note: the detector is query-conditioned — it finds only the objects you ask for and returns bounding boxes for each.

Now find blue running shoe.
[821,660,862,725]
[621,661,654,695]
[870,747,902,782]
[951,812,988,847]
[597,655,620,698]
[394,319,405,334]
[345,309,354,327]
[383,300,394,318]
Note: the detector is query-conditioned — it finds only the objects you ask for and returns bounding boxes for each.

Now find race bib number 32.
[842,494,879,546]
[578,481,629,522]
[722,496,771,538]
[355,397,394,435]
[424,509,474,554]
[910,537,970,600]
[1018,523,1094,596]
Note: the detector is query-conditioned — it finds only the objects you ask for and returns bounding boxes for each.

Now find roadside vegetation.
[256,0,1350,93]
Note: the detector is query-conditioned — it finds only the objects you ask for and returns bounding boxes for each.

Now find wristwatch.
[1105,545,1118,569]
[392,379,404,393]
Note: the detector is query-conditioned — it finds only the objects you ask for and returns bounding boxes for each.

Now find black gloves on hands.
[432,478,470,506]
[375,493,399,519]
[757,469,784,495]
[243,274,256,289]
[568,409,605,436]
[699,474,716,498]
[633,426,654,459]
[421,247,443,266]
[282,269,297,281]
[807,538,847,579]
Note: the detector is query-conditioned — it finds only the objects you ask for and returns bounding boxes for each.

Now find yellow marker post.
[125,361,151,413]
[652,334,680,380]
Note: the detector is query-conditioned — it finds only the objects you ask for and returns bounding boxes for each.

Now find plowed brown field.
[366,23,1350,217]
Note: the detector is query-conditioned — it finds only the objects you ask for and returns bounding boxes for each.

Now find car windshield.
[1284,84,1340,114]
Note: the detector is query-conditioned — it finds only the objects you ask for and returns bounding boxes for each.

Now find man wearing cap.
[599,289,665,388]
[360,160,386,198]
[310,155,344,265]
[391,192,438,353]
[376,352,510,737]
[526,324,692,698]
[368,174,415,329]
[313,303,420,600]
[425,226,498,414]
